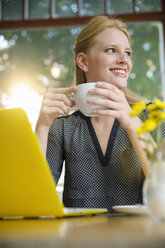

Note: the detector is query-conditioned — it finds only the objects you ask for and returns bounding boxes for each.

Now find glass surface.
[1,0,22,20]
[80,0,104,16]
[54,0,77,17]
[29,0,50,19]
[135,0,162,12]
[143,144,165,221]
[127,21,163,100]
[107,0,133,14]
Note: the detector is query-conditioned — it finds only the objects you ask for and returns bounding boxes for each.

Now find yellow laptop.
[0,108,107,218]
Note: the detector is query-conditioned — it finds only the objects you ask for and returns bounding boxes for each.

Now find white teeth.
[111,69,126,74]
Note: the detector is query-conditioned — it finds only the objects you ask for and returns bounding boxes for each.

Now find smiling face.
[81,28,132,89]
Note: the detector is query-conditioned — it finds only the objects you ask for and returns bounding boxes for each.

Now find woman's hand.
[88,81,135,132]
[35,86,77,155]
[36,86,77,129]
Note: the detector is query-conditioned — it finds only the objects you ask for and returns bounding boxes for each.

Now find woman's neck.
[91,115,115,126]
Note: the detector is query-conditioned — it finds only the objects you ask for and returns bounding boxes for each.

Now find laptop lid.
[0,108,107,218]
[0,108,66,218]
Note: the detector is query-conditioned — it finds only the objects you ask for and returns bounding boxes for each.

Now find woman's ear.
[76,53,88,72]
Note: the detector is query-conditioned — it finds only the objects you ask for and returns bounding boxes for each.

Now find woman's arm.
[35,86,77,155]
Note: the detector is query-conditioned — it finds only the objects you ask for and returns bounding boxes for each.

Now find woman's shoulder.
[51,111,85,128]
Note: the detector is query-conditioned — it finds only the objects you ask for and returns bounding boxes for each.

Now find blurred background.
[0,0,165,130]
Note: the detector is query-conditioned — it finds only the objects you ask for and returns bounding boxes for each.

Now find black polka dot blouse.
[46,110,164,213]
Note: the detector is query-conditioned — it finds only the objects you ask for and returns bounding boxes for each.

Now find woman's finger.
[88,86,123,103]
[42,105,65,115]
[44,92,73,107]
[88,97,121,110]
[47,86,77,94]
[96,81,121,94]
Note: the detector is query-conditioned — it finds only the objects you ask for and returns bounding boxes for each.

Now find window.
[107,0,133,14]
[28,0,50,19]
[0,0,163,20]
[128,21,164,100]
[1,0,22,20]
[79,0,104,16]
[135,0,162,12]
[0,25,80,128]
[54,0,77,17]
[0,0,165,129]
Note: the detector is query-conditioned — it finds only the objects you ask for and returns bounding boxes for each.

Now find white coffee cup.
[70,82,108,117]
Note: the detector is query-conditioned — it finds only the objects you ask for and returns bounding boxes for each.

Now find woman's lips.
[110,68,127,78]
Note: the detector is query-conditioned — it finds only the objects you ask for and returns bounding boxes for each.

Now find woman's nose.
[117,52,128,64]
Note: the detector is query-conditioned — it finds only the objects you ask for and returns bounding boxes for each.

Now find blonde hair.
[74,15,145,104]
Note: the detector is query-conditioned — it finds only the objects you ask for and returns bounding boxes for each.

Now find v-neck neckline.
[78,111,120,167]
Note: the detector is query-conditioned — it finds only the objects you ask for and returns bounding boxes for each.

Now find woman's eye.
[106,48,115,53]
[125,51,132,57]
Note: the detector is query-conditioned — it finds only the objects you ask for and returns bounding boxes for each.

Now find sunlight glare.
[6,84,42,130]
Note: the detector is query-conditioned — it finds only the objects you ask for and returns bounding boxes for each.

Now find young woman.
[36,16,151,212]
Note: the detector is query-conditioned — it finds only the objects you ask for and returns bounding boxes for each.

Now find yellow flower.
[130,101,147,117]
[147,99,165,111]
[131,99,165,156]
[131,99,165,137]
[137,119,158,135]
[149,111,165,122]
